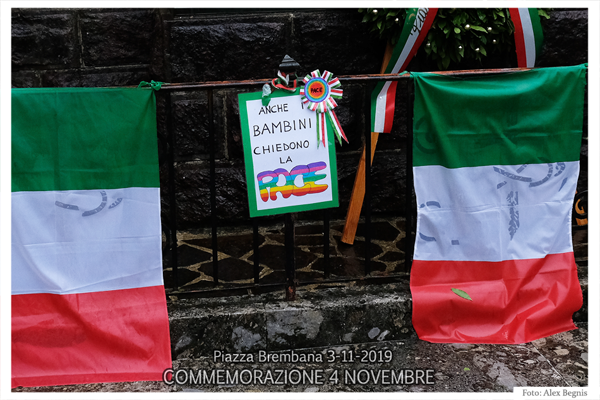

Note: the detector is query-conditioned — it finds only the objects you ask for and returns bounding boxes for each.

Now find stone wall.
[12,8,589,231]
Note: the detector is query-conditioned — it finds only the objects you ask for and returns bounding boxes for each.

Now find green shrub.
[358,8,550,70]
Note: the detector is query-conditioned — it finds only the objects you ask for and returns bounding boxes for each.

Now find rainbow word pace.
[257,162,328,202]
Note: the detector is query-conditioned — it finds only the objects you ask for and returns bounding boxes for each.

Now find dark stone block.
[186,233,265,259]
[39,68,149,87]
[171,94,213,159]
[396,232,416,253]
[248,244,318,271]
[177,243,212,267]
[296,224,326,235]
[265,233,285,245]
[291,11,385,75]
[336,238,383,260]
[199,257,257,281]
[311,256,385,277]
[12,11,76,69]
[294,235,326,247]
[355,221,401,242]
[537,10,588,67]
[225,88,250,161]
[260,270,324,285]
[334,151,408,219]
[170,312,267,358]
[378,251,404,262]
[163,266,202,289]
[11,70,42,88]
[169,16,288,82]
[174,161,249,228]
[79,10,156,67]
[332,84,367,153]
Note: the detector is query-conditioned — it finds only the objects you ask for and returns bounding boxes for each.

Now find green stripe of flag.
[528,8,544,58]
[412,65,586,168]
[384,8,419,74]
[12,88,159,192]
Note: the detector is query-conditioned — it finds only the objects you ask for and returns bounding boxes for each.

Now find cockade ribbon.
[300,70,348,148]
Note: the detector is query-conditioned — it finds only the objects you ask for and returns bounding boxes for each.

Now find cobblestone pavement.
[13,323,588,394]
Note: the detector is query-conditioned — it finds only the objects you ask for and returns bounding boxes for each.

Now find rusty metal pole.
[278,55,301,301]
[284,213,296,300]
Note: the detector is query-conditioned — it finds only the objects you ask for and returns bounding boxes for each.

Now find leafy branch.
[359,8,551,70]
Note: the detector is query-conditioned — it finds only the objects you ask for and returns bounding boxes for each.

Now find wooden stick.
[341,42,394,245]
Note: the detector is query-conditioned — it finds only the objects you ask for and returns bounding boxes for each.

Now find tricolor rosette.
[300,70,348,147]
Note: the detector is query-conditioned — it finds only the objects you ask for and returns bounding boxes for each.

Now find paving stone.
[294,235,328,247]
[163,267,202,289]
[310,256,385,277]
[355,221,401,242]
[187,234,265,259]
[378,251,405,263]
[395,232,416,253]
[177,244,212,267]
[265,233,285,244]
[295,224,326,235]
[530,324,588,387]
[199,257,257,281]
[248,244,318,271]
[259,270,324,285]
[335,237,384,260]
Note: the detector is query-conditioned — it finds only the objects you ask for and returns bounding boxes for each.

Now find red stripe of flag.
[383,81,399,133]
[510,8,528,68]
[12,285,172,387]
[410,252,582,343]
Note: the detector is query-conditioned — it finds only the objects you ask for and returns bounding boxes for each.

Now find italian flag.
[509,8,544,68]
[371,8,437,133]
[410,64,586,343]
[11,88,172,387]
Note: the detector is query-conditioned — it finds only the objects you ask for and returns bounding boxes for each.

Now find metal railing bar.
[284,213,296,300]
[405,79,414,273]
[163,91,179,291]
[364,95,372,276]
[208,89,219,285]
[253,218,260,284]
[156,68,533,91]
[323,210,330,278]
[166,274,410,298]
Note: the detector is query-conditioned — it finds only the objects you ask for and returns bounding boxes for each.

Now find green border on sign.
[238,88,339,218]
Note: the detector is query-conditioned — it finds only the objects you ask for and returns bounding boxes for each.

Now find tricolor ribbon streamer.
[371,8,438,133]
[300,70,348,148]
[509,8,544,68]
[262,70,297,105]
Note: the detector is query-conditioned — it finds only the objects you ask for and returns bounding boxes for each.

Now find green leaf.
[477,10,486,21]
[454,27,461,34]
[464,367,471,372]
[538,9,551,19]
[377,20,382,30]
[452,288,473,301]
[441,55,451,70]
[479,46,487,56]
[470,25,488,33]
